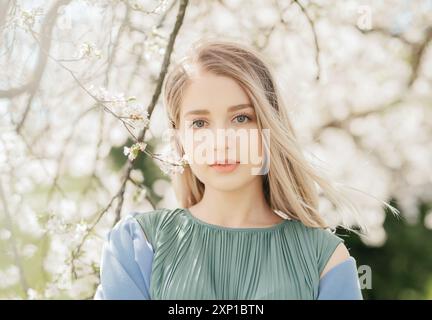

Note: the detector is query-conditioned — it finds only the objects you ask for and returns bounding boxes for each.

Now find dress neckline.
[182,207,290,233]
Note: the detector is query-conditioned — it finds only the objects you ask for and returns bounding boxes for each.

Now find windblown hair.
[161,38,399,233]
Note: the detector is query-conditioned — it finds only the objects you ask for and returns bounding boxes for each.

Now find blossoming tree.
[0,0,431,299]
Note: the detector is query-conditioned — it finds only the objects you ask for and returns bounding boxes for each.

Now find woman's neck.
[189,179,283,228]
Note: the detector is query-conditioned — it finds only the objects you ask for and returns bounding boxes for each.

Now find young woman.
[94,39,396,300]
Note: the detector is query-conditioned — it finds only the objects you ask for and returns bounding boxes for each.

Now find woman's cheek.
[235,128,262,167]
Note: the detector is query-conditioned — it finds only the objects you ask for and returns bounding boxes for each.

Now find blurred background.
[0,0,431,299]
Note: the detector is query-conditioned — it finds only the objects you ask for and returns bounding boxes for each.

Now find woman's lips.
[209,161,240,173]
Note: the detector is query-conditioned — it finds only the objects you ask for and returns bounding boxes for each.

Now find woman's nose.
[212,128,237,159]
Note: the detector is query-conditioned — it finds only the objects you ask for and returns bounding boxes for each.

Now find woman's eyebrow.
[184,104,253,116]
[227,104,254,112]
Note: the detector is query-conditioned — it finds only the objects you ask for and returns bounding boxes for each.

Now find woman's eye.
[192,120,206,128]
[233,114,251,124]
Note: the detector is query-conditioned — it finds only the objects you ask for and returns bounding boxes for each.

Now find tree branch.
[112,0,190,224]
[293,0,321,81]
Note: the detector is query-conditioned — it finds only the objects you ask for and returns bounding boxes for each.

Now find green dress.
[134,207,345,300]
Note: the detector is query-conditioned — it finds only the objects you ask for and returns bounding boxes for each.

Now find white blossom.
[77,42,102,59]
[26,288,40,300]
[123,142,147,161]
[0,266,20,289]
[156,149,188,176]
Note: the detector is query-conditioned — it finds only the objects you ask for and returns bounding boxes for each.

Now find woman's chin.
[206,174,259,192]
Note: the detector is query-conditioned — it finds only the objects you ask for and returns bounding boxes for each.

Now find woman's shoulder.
[131,207,182,228]
[96,211,155,299]
[286,218,345,242]
[285,219,347,276]
[127,207,184,248]
[131,207,170,227]
[106,211,157,251]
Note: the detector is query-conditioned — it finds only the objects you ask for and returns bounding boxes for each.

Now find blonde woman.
[94,39,397,300]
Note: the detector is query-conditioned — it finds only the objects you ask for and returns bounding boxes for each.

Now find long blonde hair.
[161,38,399,233]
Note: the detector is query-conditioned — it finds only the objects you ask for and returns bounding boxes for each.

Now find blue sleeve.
[317,256,363,300]
[93,212,154,300]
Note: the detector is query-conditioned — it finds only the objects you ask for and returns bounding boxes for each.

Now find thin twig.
[293,0,321,81]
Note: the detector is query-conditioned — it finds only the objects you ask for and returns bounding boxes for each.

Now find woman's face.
[177,70,265,192]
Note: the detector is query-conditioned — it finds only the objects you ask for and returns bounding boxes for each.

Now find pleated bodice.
[134,207,344,300]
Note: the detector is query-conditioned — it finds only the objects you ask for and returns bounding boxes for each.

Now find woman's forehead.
[180,74,251,116]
